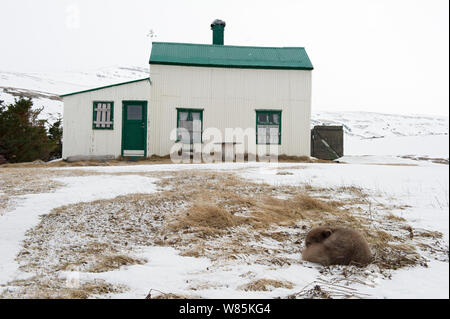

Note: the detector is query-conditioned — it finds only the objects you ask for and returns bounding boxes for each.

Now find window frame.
[92,101,114,130]
[176,108,204,143]
[255,110,282,145]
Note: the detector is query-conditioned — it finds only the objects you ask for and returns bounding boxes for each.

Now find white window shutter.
[94,103,113,128]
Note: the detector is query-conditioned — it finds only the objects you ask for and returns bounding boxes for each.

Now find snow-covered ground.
[0,157,448,299]
[0,175,158,286]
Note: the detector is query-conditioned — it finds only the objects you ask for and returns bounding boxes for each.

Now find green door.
[122,101,147,157]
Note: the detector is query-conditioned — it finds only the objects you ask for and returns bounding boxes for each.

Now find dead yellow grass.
[0,277,122,299]
[167,183,344,239]
[171,202,247,237]
[160,171,436,271]
[0,155,174,168]
[0,167,101,215]
[5,168,443,299]
[414,229,443,239]
[84,255,146,273]
[240,279,294,291]
[0,154,337,169]
[0,168,65,196]
[0,195,13,216]
[386,214,407,222]
[179,202,245,228]
[0,167,103,200]
[245,195,336,228]
[146,290,201,299]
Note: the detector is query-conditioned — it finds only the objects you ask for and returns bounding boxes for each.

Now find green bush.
[0,97,61,163]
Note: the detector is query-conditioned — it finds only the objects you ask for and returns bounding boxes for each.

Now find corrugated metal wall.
[62,80,150,159]
[63,65,312,159]
[149,64,312,157]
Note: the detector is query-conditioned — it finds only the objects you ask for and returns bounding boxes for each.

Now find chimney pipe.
[211,19,226,45]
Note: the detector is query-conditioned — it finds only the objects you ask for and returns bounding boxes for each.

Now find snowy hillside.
[312,111,449,139]
[0,66,149,123]
[0,66,149,95]
[312,111,449,158]
[0,67,448,157]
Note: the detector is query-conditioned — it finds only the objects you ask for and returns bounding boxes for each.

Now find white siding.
[62,80,150,160]
[149,65,312,157]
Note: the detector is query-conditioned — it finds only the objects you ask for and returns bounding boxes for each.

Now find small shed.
[311,126,344,160]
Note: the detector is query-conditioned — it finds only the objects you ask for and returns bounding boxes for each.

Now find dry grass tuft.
[171,202,247,236]
[414,229,443,239]
[240,279,294,291]
[372,243,424,270]
[149,292,201,299]
[85,255,146,273]
[386,214,407,222]
[0,277,122,299]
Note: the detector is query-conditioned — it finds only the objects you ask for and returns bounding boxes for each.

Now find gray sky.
[1,0,448,116]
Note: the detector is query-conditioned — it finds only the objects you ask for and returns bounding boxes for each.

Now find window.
[256,110,282,145]
[127,105,142,120]
[177,108,203,144]
[93,102,114,130]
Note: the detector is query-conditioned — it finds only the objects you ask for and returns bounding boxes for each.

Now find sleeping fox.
[302,226,372,266]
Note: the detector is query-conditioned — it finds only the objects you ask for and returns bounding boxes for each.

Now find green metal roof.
[60,78,150,98]
[150,42,314,70]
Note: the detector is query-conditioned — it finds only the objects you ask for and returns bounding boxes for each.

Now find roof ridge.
[60,77,150,98]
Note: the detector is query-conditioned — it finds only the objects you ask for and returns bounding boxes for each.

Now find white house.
[61,20,314,161]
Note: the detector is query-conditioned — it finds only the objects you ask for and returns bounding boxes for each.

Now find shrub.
[0,97,58,163]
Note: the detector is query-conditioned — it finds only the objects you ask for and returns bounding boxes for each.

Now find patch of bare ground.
[5,170,447,298]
